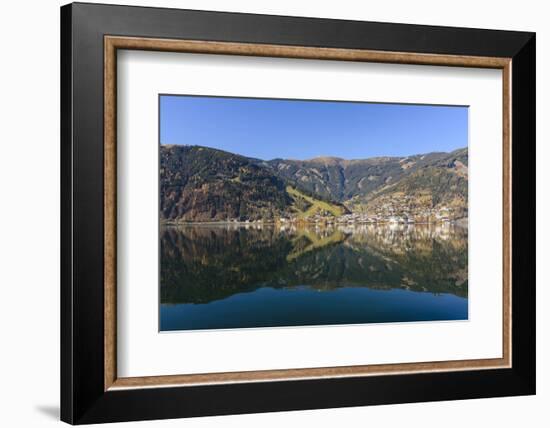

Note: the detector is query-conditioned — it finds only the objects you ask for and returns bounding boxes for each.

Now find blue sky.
[160,95,468,160]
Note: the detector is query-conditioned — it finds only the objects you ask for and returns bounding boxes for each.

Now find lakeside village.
[281,206,457,226]
[221,203,463,226]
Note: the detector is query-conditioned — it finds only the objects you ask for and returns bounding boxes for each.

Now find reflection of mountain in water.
[160,224,468,304]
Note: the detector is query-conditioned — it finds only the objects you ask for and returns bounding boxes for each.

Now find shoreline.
[161,219,466,227]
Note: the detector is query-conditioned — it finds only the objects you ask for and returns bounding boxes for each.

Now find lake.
[160,223,468,331]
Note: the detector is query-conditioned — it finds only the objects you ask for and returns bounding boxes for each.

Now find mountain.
[347,148,468,217]
[268,148,467,203]
[160,145,468,223]
[160,145,347,222]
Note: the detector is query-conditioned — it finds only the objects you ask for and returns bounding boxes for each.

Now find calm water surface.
[160,223,468,331]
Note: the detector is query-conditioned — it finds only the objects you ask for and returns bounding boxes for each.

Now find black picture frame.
[61,2,535,424]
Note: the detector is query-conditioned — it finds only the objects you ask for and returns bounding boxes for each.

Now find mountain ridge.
[160,144,468,223]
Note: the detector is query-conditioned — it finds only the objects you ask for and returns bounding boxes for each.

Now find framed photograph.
[61,2,535,424]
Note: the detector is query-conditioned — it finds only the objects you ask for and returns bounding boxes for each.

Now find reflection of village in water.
[160,223,468,307]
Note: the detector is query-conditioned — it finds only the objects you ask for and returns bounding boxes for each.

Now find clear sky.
[160,95,468,160]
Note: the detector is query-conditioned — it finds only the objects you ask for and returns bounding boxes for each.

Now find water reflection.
[160,223,468,329]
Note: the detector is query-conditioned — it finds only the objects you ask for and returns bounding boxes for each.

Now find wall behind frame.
[0,1,545,427]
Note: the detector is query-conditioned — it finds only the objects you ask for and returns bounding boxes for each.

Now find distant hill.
[268,148,467,203]
[347,148,468,217]
[160,145,468,223]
